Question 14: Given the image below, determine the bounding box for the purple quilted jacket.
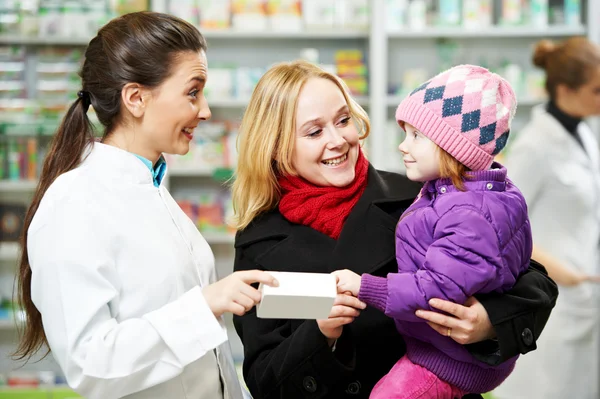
[358,163,533,393]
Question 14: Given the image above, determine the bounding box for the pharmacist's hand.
[317,294,366,343]
[332,269,361,297]
[203,270,279,318]
[415,297,494,345]
[562,270,600,286]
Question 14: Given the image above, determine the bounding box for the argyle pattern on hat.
[396,65,517,170]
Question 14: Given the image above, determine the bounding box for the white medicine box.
[257,271,337,319]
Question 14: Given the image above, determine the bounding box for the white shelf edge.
[0,180,37,191]
[168,168,217,177]
[201,233,235,245]
[0,30,369,45]
[387,25,586,39]
[0,319,19,330]
[203,29,369,39]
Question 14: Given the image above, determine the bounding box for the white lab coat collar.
[83,142,164,186]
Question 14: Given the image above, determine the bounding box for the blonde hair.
[231,60,370,230]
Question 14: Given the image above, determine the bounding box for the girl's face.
[291,77,360,187]
[398,122,441,182]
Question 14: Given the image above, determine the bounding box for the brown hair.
[533,37,600,99]
[438,147,469,191]
[14,11,207,361]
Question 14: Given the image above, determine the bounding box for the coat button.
[439,186,447,194]
[486,182,493,190]
[346,381,361,395]
[521,328,534,346]
[302,376,317,393]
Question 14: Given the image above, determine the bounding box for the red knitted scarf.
[278,150,369,239]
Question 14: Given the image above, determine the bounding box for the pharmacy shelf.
[0,30,368,46]
[0,242,20,262]
[387,25,586,39]
[203,29,369,39]
[4,26,581,46]
[0,180,37,192]
[168,168,216,177]
[201,233,235,245]
[0,319,19,330]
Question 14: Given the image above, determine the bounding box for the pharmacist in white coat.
[494,38,600,399]
[13,12,277,399]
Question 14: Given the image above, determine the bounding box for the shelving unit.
[386,25,587,39]
[1,0,599,388]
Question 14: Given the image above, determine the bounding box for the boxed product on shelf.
[385,0,408,32]
[335,50,368,96]
[301,0,336,30]
[266,0,302,32]
[0,2,20,35]
[0,61,26,83]
[165,120,238,172]
[462,0,493,29]
[174,188,234,234]
[234,67,265,99]
[197,0,232,29]
[231,0,268,31]
[112,0,150,15]
[302,0,370,31]
[437,0,461,26]
[340,0,369,30]
[0,137,40,181]
[205,66,235,100]
[168,0,200,25]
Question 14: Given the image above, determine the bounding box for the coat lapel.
[332,167,421,274]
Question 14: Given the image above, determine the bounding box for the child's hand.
[332,269,361,297]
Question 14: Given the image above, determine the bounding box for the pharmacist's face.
[291,78,360,188]
[142,50,211,160]
[564,65,600,117]
[398,122,441,182]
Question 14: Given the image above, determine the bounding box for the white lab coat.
[28,143,245,399]
[493,106,600,399]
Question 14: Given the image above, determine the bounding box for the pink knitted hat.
[396,64,517,171]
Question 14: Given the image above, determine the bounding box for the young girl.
[334,64,533,398]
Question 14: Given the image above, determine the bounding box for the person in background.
[231,59,558,399]
[335,64,532,398]
[13,11,277,399]
[493,37,600,399]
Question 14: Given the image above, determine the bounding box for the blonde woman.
[232,60,558,399]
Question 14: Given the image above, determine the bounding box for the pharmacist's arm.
[233,245,355,399]
[27,201,227,399]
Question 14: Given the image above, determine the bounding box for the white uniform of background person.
[28,143,244,399]
[493,105,600,399]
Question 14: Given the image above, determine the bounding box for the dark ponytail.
[13,11,207,361]
[13,95,95,360]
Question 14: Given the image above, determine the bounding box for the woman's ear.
[121,83,148,118]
